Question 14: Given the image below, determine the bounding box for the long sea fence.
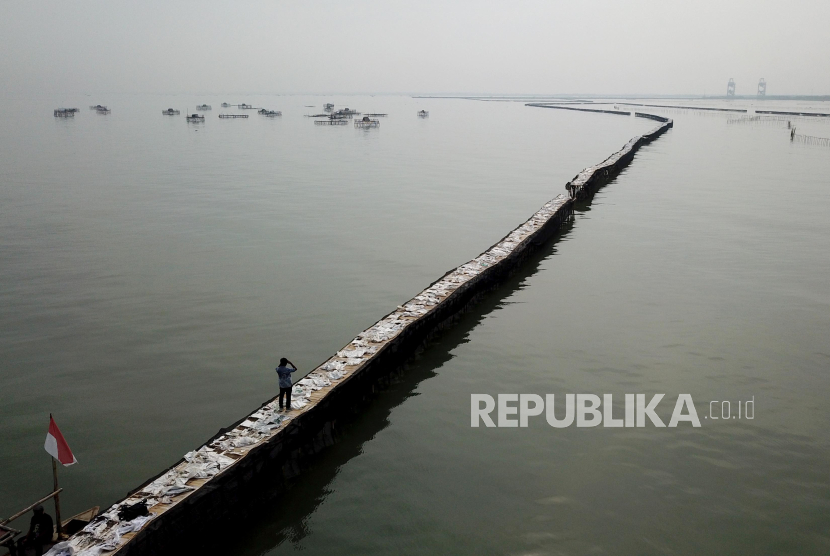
[792,133,830,147]
[49,109,673,556]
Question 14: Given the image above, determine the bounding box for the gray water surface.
[2,96,829,554]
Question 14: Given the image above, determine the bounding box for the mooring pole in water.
[51,457,63,539]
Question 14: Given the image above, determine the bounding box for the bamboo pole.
[0,489,63,525]
[52,458,63,539]
[0,523,21,534]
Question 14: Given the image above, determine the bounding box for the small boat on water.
[53,109,76,117]
[258,109,282,117]
[196,104,211,111]
[238,103,254,109]
[162,108,180,115]
[324,103,335,111]
[417,110,429,118]
[89,105,110,113]
[186,113,205,121]
[221,102,231,107]
[0,495,99,556]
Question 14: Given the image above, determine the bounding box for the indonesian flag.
[44,415,77,466]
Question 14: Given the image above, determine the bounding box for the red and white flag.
[44,415,77,466]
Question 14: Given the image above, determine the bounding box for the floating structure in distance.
[196,104,212,111]
[218,114,248,119]
[418,110,429,117]
[54,108,79,117]
[258,109,282,117]
[354,116,380,128]
[186,113,205,122]
[333,108,360,118]
[162,108,180,116]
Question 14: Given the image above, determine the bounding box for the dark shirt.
[276,365,296,389]
[29,512,53,543]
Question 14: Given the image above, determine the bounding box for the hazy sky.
[2,0,828,95]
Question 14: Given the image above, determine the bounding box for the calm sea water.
[2,95,829,554]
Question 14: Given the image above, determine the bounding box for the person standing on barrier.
[566,183,575,199]
[276,358,298,411]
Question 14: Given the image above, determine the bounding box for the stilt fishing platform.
[218,114,248,119]
[354,117,380,128]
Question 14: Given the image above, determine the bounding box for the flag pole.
[52,457,63,539]
[50,415,64,541]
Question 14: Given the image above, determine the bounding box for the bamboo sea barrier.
[727,115,790,127]
[792,132,830,147]
[51,111,673,556]
[617,102,747,113]
[756,109,830,118]
[526,103,630,116]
